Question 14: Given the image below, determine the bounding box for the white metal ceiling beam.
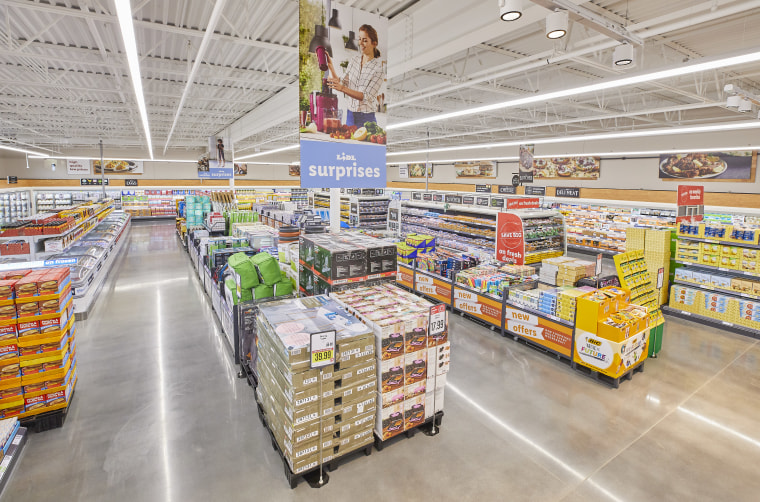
[222,86,297,145]
[1,0,297,54]
[528,0,643,45]
[163,0,226,153]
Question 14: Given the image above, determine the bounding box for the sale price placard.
[310,330,336,368]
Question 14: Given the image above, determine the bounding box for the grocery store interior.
[1,0,760,500]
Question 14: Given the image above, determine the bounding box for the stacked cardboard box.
[539,256,574,285]
[643,229,673,306]
[254,296,377,475]
[0,268,78,420]
[329,283,449,441]
[556,287,594,322]
[557,260,593,287]
[299,234,397,296]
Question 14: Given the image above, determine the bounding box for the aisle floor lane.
[4,221,760,501]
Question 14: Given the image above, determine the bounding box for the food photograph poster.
[408,163,432,178]
[533,157,600,179]
[455,161,496,178]
[659,151,756,181]
[93,160,144,175]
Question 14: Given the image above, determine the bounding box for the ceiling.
[1,0,759,161]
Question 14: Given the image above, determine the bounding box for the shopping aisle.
[5,221,760,501]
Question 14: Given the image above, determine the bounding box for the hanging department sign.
[299,1,388,189]
[198,159,233,179]
[676,185,704,222]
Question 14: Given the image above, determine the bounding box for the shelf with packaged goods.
[401,221,494,242]
[677,234,760,250]
[567,243,620,257]
[673,279,760,302]
[663,305,760,341]
[0,426,27,494]
[675,260,760,280]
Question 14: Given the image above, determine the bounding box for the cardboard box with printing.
[335,359,376,387]
[404,395,426,431]
[377,401,404,440]
[379,356,404,395]
[373,318,405,360]
[404,350,427,398]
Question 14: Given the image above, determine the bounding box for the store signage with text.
[676,185,704,222]
[462,195,475,205]
[475,185,492,193]
[432,193,443,202]
[498,185,516,194]
[496,212,525,265]
[415,273,452,304]
[80,178,108,186]
[7,176,17,184]
[198,159,233,179]
[524,186,546,196]
[453,287,502,327]
[300,141,386,188]
[555,187,580,198]
[504,306,573,357]
[396,264,414,289]
[423,193,433,202]
[476,196,490,207]
[125,179,138,187]
[67,159,91,175]
[412,192,422,200]
[490,197,505,209]
[506,198,540,210]
[445,194,463,204]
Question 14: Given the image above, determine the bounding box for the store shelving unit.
[401,201,496,257]
[668,221,760,338]
[0,190,31,225]
[556,203,676,255]
[35,190,122,212]
[0,200,115,261]
[313,192,390,229]
[0,424,27,495]
[121,189,177,219]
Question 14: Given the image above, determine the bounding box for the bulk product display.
[626,227,675,306]
[183,195,212,229]
[0,199,114,261]
[254,296,377,484]
[398,254,652,386]
[0,192,31,227]
[0,267,78,426]
[556,203,676,255]
[665,219,760,338]
[329,283,448,442]
[539,257,595,286]
[299,234,397,297]
[121,190,178,218]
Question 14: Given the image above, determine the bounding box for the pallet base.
[255,400,372,489]
[571,360,645,389]
[373,411,444,451]
[20,401,70,433]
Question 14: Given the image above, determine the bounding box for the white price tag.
[310,330,336,369]
[11,434,21,446]
[429,304,446,338]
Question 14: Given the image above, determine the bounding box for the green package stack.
[228,251,295,303]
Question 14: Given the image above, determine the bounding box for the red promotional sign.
[506,198,540,210]
[677,185,704,222]
[496,212,525,265]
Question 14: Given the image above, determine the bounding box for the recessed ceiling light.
[500,0,522,21]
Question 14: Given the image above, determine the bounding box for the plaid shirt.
[341,54,383,113]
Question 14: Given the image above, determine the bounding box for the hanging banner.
[455,161,496,178]
[660,151,756,181]
[676,185,704,222]
[533,157,600,179]
[496,212,525,265]
[409,163,432,178]
[94,160,144,175]
[67,159,91,175]
[299,1,387,188]
[289,165,300,177]
[198,159,233,179]
[519,144,534,183]
[234,163,248,176]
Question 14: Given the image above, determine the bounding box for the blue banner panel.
[198,159,233,179]
[300,139,386,188]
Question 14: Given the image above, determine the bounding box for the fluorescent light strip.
[29,155,195,163]
[235,144,300,160]
[387,49,760,130]
[390,145,760,165]
[115,0,153,160]
[386,121,760,157]
[0,144,48,156]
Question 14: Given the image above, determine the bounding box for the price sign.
[429,304,446,338]
[310,330,336,368]
[657,267,664,289]
[596,253,603,276]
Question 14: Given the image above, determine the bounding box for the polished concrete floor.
[4,220,760,501]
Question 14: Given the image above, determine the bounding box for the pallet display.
[254,296,377,488]
[121,189,178,218]
[0,267,78,425]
